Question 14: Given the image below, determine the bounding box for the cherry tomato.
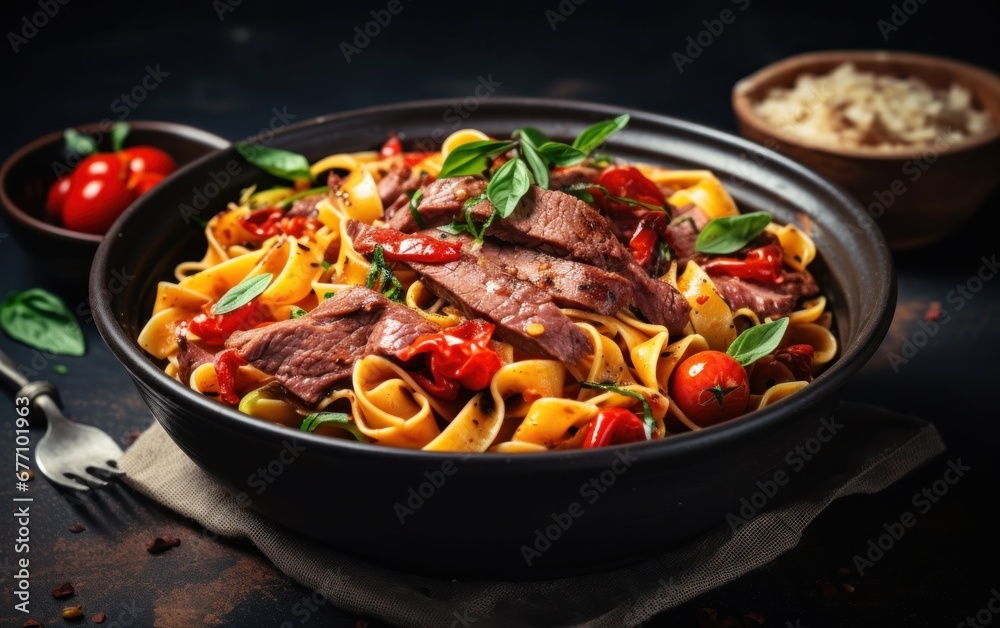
[669,350,749,427]
[121,146,176,177]
[62,175,135,234]
[596,166,666,212]
[380,134,403,158]
[127,171,167,195]
[581,407,648,448]
[45,176,73,217]
[398,319,503,400]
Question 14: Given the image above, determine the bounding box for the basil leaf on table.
[726,317,790,367]
[572,114,630,156]
[486,157,532,218]
[236,144,314,182]
[695,212,773,255]
[0,289,85,356]
[64,129,97,156]
[300,412,368,442]
[580,381,655,440]
[437,140,516,178]
[212,273,273,315]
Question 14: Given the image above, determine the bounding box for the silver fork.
[1,346,123,490]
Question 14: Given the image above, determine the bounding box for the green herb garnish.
[365,245,405,302]
[63,129,97,156]
[111,121,130,153]
[571,114,630,155]
[726,317,790,367]
[695,212,772,255]
[236,144,314,182]
[289,307,307,319]
[0,289,85,356]
[408,189,425,229]
[437,140,516,179]
[580,381,654,440]
[486,157,531,218]
[212,273,273,315]
[300,412,367,442]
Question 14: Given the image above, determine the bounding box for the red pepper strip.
[214,349,247,405]
[380,134,403,158]
[239,208,316,239]
[188,300,264,345]
[596,166,667,213]
[701,243,785,285]
[403,152,432,167]
[581,407,648,448]
[628,213,660,266]
[774,344,815,381]
[361,229,462,263]
[397,320,503,400]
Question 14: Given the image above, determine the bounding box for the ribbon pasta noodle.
[139,124,837,453]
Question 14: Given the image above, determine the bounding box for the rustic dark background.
[2,0,999,626]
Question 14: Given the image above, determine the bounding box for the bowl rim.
[91,97,897,470]
[732,49,1000,161]
[0,120,231,244]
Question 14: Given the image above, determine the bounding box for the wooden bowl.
[733,50,1000,250]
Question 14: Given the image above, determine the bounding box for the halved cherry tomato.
[669,350,749,427]
[581,407,648,448]
[398,319,503,400]
[45,176,73,217]
[62,174,135,234]
[380,134,403,158]
[121,146,176,177]
[628,212,667,267]
[596,166,666,212]
[702,243,785,285]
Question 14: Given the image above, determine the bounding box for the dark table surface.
[2,1,999,626]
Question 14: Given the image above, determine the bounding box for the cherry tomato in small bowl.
[669,350,750,427]
[122,146,177,177]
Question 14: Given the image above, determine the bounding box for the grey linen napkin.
[119,403,945,627]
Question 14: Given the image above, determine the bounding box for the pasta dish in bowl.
[92,99,893,576]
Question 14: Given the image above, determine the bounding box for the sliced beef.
[549,165,602,189]
[422,230,632,316]
[226,287,438,404]
[286,194,324,219]
[377,164,422,217]
[710,269,819,319]
[409,255,593,364]
[347,221,592,363]
[176,322,214,385]
[387,176,486,232]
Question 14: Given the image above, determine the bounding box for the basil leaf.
[563,187,595,204]
[726,317,790,367]
[300,412,367,442]
[289,307,307,319]
[365,245,405,302]
[438,221,471,236]
[572,114,630,156]
[213,273,273,315]
[236,144,313,182]
[696,212,773,255]
[0,289,85,356]
[537,141,586,167]
[486,157,531,218]
[64,129,97,156]
[519,139,549,190]
[111,121,130,153]
[408,189,425,230]
[437,140,515,178]
[580,381,654,440]
[517,127,549,147]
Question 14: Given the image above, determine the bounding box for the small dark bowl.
[0,121,229,284]
[91,99,895,579]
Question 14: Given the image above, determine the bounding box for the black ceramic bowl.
[0,121,229,284]
[91,99,895,578]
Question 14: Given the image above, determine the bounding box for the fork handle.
[0,346,61,406]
